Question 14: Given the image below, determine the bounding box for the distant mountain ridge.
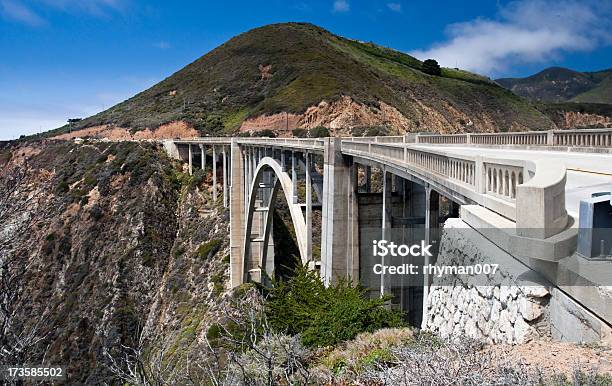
[496,67,612,104]
[45,22,561,138]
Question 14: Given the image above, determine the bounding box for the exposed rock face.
[239,95,515,136]
[298,96,411,133]
[240,112,301,132]
[54,121,199,141]
[0,140,230,383]
[560,111,612,129]
[240,96,412,135]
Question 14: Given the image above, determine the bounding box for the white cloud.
[332,0,349,13]
[0,0,45,26]
[0,0,124,25]
[410,0,612,75]
[41,0,124,16]
[387,2,401,12]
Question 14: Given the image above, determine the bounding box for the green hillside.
[49,23,556,136]
[497,67,612,104]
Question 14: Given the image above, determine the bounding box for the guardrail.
[416,128,612,147]
[552,129,612,147]
[343,135,410,143]
[341,140,564,231]
[237,137,325,152]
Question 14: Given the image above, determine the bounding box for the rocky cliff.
[0,140,230,382]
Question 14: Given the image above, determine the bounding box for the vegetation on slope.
[264,265,403,347]
[42,22,554,137]
[497,66,612,104]
[0,140,232,382]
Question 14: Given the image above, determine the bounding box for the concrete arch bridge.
[166,129,612,337]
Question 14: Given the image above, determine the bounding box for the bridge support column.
[305,152,313,261]
[422,188,440,328]
[212,145,217,203]
[199,144,206,171]
[223,146,228,208]
[281,150,286,171]
[380,168,393,296]
[230,140,245,287]
[188,144,193,176]
[321,138,359,285]
[243,150,248,219]
[292,151,298,204]
[365,165,371,192]
[260,171,276,283]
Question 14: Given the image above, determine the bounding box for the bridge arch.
[242,156,308,283]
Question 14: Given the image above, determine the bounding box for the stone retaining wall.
[423,218,612,345]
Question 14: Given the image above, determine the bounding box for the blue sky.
[1,0,611,139]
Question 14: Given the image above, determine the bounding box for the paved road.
[415,146,612,218]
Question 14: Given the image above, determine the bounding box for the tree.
[422,59,442,76]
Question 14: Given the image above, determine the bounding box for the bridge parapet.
[415,128,612,148]
[237,137,325,152]
[516,159,568,239]
[552,128,612,147]
[342,140,566,237]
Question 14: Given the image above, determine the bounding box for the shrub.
[265,265,404,347]
[292,128,308,138]
[56,180,70,194]
[197,239,222,259]
[318,328,413,376]
[351,126,389,137]
[422,59,442,76]
[253,129,277,138]
[309,127,330,138]
[225,333,311,385]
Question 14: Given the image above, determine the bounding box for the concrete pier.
[212,145,217,203]
[230,140,245,287]
[320,138,359,285]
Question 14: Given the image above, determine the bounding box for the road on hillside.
[414,145,612,218]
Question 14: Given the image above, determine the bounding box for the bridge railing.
[552,129,612,147]
[415,128,612,147]
[236,137,325,151]
[343,135,409,143]
[173,137,232,144]
[414,133,469,144]
[342,141,565,226]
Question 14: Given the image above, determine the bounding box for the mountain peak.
[496,66,612,103]
[51,22,556,138]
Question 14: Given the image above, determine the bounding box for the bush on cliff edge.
[264,265,404,347]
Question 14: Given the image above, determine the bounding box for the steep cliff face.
[0,140,230,383]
